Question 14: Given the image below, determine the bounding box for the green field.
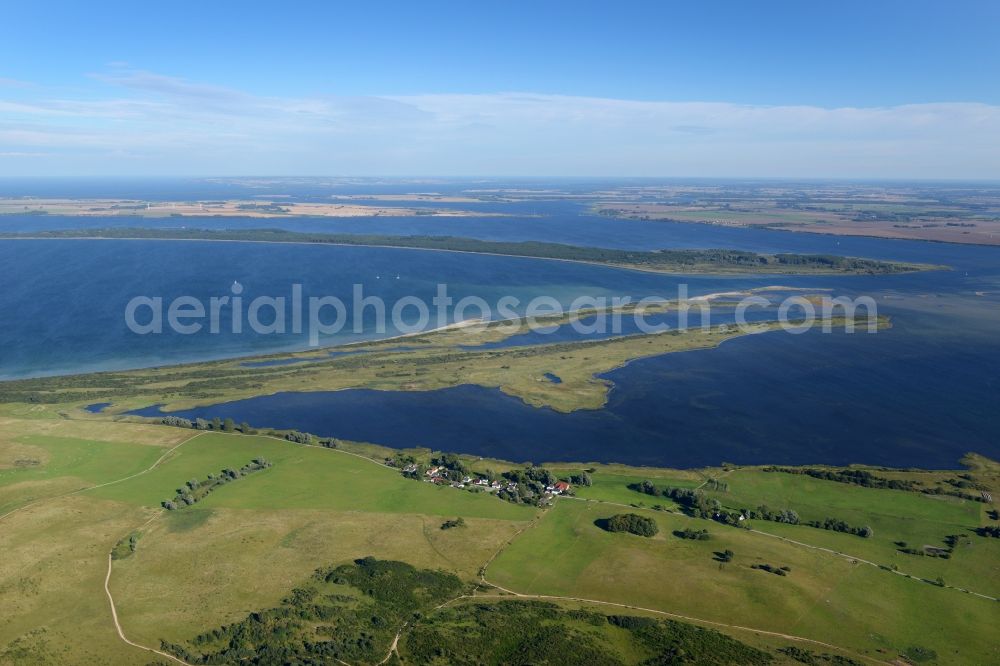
[87,432,534,520]
[0,418,192,516]
[550,468,703,506]
[701,468,1000,597]
[487,499,998,664]
[1,415,997,664]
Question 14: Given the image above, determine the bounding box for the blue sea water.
[3,187,1000,467]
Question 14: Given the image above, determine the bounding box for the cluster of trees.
[602,513,659,537]
[743,505,800,524]
[399,453,474,482]
[388,453,417,468]
[777,646,864,665]
[975,525,1000,538]
[111,533,139,560]
[568,471,593,486]
[406,600,773,665]
[675,527,710,540]
[161,415,254,435]
[433,453,471,481]
[161,458,271,510]
[498,466,558,504]
[283,430,312,444]
[752,563,791,576]
[629,481,721,519]
[703,478,729,492]
[630,480,745,524]
[165,558,463,665]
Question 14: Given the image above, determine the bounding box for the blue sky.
[1,1,999,178]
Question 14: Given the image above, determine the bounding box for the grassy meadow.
[487,498,998,664]
[702,467,999,597]
[0,414,997,665]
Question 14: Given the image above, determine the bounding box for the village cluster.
[392,457,574,506]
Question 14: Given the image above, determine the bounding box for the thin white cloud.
[1,70,998,177]
[0,76,35,88]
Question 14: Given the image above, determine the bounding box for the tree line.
[763,466,987,503]
[161,458,271,510]
[629,480,872,537]
[161,415,254,435]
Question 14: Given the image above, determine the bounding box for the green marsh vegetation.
[0,313,883,416]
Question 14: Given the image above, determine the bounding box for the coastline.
[0,315,491,384]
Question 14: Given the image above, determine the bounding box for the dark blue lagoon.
[130,310,1000,469]
[129,282,1000,469]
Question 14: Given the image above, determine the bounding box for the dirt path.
[51,424,989,664]
[373,489,892,665]
[92,428,384,666]
[378,621,407,665]
[469,588,893,666]
[748,527,999,602]
[104,552,192,665]
[467,498,890,665]
[564,495,999,602]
